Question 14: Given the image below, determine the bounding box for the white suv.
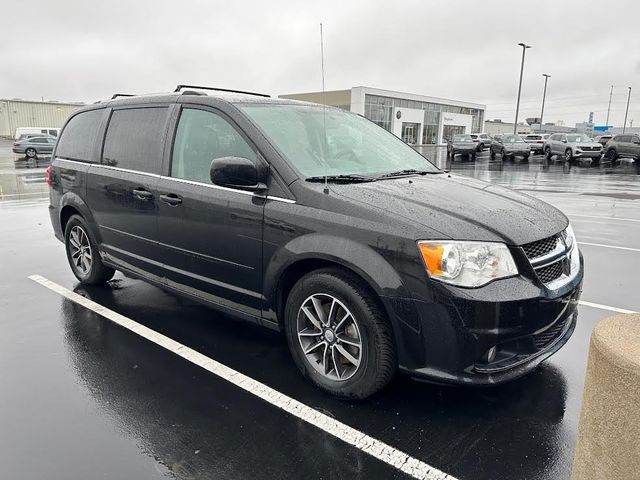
[543,133,602,163]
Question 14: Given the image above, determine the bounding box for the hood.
[503,142,529,150]
[329,174,567,245]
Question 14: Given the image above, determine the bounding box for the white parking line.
[28,274,455,480]
[569,214,640,223]
[578,300,637,315]
[578,242,640,253]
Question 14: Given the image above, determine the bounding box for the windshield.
[240,105,439,177]
[567,134,591,143]
[453,134,473,142]
[502,134,525,143]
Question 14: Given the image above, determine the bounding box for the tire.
[284,268,396,399]
[565,149,573,163]
[607,149,617,165]
[471,153,477,161]
[592,156,600,167]
[544,147,552,160]
[523,154,530,162]
[64,214,115,285]
[501,149,509,161]
[490,149,496,160]
[25,148,37,158]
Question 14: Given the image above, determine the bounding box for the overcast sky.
[2,0,638,127]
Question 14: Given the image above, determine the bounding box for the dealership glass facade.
[363,94,484,144]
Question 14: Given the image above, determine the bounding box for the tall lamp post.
[539,74,550,132]
[623,86,632,134]
[514,42,531,134]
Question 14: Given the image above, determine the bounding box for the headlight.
[563,224,576,250]
[417,241,518,288]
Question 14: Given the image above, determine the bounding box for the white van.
[14,127,60,140]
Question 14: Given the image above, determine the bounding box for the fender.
[261,233,424,360]
[58,191,103,244]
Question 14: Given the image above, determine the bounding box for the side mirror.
[210,157,267,192]
[562,139,567,143]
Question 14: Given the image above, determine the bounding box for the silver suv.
[543,133,602,163]
[470,133,493,151]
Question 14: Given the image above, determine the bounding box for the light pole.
[623,86,632,133]
[605,85,613,130]
[514,42,531,134]
[539,74,550,132]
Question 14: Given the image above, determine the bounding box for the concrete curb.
[571,314,640,480]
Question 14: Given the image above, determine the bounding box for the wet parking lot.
[2,140,639,480]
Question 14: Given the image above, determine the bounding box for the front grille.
[580,146,598,151]
[535,260,565,284]
[522,235,559,260]
[533,316,570,350]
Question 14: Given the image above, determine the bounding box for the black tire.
[592,156,600,167]
[523,154,529,162]
[501,149,509,161]
[490,149,496,160]
[64,214,115,285]
[25,148,37,158]
[607,149,617,165]
[471,153,477,161]
[284,268,396,399]
[544,147,552,160]
[565,149,573,163]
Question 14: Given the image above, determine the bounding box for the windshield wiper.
[376,169,439,179]
[305,174,377,183]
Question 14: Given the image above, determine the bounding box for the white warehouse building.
[280,86,486,146]
[0,99,85,138]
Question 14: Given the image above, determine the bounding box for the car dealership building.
[280,86,486,146]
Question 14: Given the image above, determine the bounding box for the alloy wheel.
[69,225,92,275]
[296,293,363,381]
[26,149,36,158]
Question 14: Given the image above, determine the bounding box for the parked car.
[490,134,531,160]
[543,133,602,164]
[447,134,477,160]
[470,133,492,151]
[602,134,640,165]
[47,87,583,399]
[523,134,549,154]
[12,135,57,163]
[594,134,613,148]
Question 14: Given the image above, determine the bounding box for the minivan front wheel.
[284,268,396,399]
[65,215,115,285]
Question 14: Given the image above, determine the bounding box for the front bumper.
[395,251,584,386]
[12,148,25,154]
[504,148,532,156]
[574,150,602,159]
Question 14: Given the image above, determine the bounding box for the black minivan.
[47,86,583,399]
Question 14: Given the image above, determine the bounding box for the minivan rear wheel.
[284,268,396,399]
[64,215,115,285]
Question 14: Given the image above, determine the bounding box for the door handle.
[132,188,153,200]
[159,193,182,206]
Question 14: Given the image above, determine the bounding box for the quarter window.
[56,109,105,162]
[103,107,168,174]
[170,108,256,184]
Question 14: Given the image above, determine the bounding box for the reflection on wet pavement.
[0,139,50,201]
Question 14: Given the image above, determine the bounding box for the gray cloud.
[1,0,638,127]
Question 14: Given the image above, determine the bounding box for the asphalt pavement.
[1,143,639,480]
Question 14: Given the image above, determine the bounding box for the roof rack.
[174,84,270,98]
[111,93,136,99]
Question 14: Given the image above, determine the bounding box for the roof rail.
[174,84,270,98]
[111,93,135,100]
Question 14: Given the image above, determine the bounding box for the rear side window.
[103,107,168,174]
[170,108,256,184]
[56,109,105,162]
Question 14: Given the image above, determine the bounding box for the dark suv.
[602,134,640,164]
[47,86,584,399]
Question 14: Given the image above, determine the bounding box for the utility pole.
[623,87,632,133]
[605,85,613,130]
[514,42,531,134]
[539,74,550,132]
